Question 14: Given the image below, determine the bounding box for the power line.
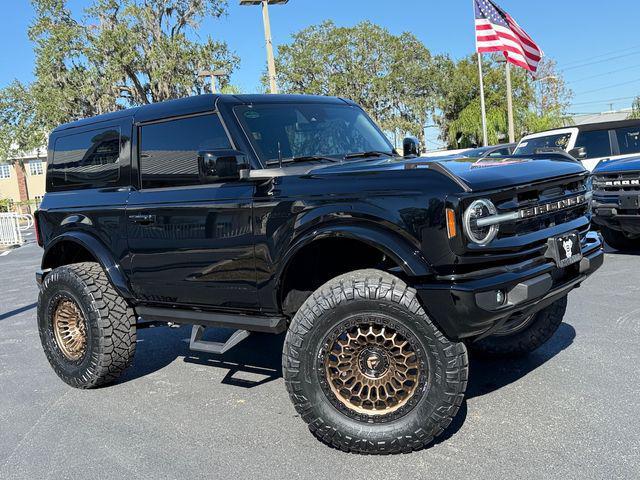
[566,64,640,84]
[561,51,640,72]
[561,43,640,68]
[574,77,640,96]
[571,95,637,107]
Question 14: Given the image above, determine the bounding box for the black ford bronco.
[35,94,603,454]
[592,155,640,250]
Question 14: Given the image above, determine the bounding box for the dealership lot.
[1,242,638,479]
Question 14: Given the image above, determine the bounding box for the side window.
[139,113,231,189]
[574,129,612,159]
[487,148,510,157]
[615,126,640,155]
[50,127,121,190]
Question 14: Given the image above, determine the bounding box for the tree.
[272,21,440,143]
[434,55,572,148]
[629,96,640,119]
[0,0,239,159]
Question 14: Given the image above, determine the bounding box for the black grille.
[593,171,640,193]
[492,175,589,239]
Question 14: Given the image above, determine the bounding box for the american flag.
[474,0,542,73]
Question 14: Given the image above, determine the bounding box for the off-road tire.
[470,296,567,357]
[38,262,136,388]
[282,269,468,454]
[601,226,638,252]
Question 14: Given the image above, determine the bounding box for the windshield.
[514,133,572,155]
[234,103,394,164]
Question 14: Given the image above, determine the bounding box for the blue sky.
[2,0,640,146]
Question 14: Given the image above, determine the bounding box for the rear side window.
[139,113,231,189]
[615,126,640,155]
[575,129,612,159]
[49,127,121,190]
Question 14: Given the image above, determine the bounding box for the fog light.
[496,290,506,305]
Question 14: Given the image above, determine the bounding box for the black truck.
[35,94,603,454]
[592,155,640,250]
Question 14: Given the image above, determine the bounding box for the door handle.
[129,214,156,225]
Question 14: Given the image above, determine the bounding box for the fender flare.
[42,231,134,300]
[276,222,433,296]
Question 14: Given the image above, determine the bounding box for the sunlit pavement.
[1,242,638,479]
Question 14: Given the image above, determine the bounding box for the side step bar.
[189,325,250,354]
[136,306,287,333]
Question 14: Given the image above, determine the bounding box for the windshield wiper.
[265,155,339,166]
[343,150,396,160]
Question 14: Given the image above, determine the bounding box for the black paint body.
[37,94,604,340]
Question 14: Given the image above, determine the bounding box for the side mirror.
[568,147,587,160]
[198,150,249,182]
[403,136,421,157]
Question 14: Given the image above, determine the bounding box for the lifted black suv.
[35,94,603,454]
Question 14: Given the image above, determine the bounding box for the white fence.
[0,213,34,246]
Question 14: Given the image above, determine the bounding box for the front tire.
[282,269,468,454]
[38,262,136,388]
[470,296,567,357]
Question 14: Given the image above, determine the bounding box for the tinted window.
[234,104,392,163]
[513,133,571,155]
[575,129,612,159]
[50,127,121,190]
[140,113,231,189]
[615,126,640,155]
[487,147,511,157]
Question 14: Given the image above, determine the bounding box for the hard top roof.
[51,94,353,133]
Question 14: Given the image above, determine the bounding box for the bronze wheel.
[52,297,87,361]
[318,315,427,422]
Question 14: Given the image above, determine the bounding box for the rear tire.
[38,262,136,388]
[282,269,468,454]
[470,296,567,357]
[601,226,638,251]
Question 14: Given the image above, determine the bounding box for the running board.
[189,325,250,354]
[135,306,287,333]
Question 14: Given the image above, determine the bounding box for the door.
[126,112,258,311]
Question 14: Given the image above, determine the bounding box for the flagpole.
[505,61,515,143]
[477,52,489,147]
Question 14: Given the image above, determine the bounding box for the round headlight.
[463,199,498,245]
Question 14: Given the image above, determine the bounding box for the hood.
[593,155,640,174]
[306,155,587,192]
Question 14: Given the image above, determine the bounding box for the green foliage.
[630,96,640,119]
[434,55,572,148]
[0,0,238,159]
[272,21,440,141]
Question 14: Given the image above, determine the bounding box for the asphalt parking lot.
[1,241,638,479]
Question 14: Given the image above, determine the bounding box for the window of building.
[29,160,44,175]
[0,164,10,179]
[49,127,121,190]
[575,129,612,159]
[139,113,232,189]
[615,126,640,155]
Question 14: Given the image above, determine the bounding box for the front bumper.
[414,231,604,340]
[593,200,640,235]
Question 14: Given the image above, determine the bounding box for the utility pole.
[477,53,489,147]
[240,0,289,94]
[198,69,228,94]
[505,61,515,143]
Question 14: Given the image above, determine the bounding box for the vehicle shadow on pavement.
[466,322,576,399]
[120,325,285,388]
[0,302,37,321]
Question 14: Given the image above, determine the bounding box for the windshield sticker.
[244,110,260,119]
[519,141,528,148]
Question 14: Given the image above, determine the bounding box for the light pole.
[495,56,515,143]
[240,0,289,94]
[198,69,228,94]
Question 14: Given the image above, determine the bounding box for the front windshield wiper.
[265,155,340,166]
[343,150,396,160]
